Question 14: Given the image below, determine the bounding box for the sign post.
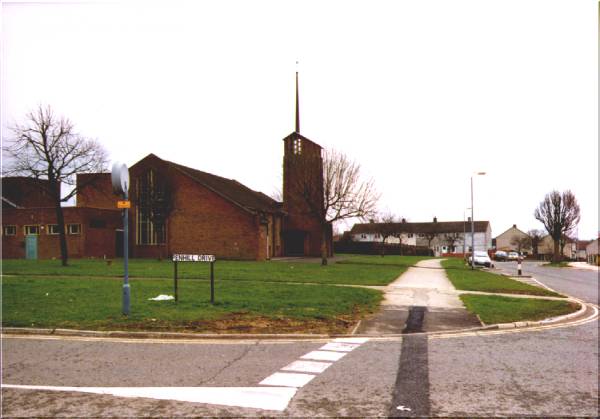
[210,260,215,304]
[112,162,130,316]
[174,260,178,302]
[172,254,216,304]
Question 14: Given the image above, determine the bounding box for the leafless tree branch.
[534,190,580,262]
[2,105,109,265]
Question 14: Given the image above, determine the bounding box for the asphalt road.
[493,261,599,304]
[3,320,598,417]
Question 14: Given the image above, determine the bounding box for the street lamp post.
[470,172,486,270]
[463,209,470,258]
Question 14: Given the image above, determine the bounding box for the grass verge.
[442,258,563,297]
[460,294,580,325]
[542,262,571,268]
[2,276,382,334]
[1,255,428,286]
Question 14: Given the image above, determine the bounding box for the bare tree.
[2,105,109,266]
[534,190,580,262]
[559,234,574,259]
[510,236,532,255]
[527,229,544,259]
[443,232,462,254]
[374,212,399,257]
[292,148,379,265]
[270,188,283,202]
[421,220,440,255]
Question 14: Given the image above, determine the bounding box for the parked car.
[494,250,508,261]
[468,251,493,267]
[507,251,520,261]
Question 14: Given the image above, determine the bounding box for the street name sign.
[172,254,216,303]
[172,254,216,262]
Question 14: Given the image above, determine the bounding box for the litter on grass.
[148,295,175,301]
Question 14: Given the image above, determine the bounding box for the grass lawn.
[542,262,571,268]
[335,254,431,266]
[442,258,563,297]
[2,276,382,334]
[2,255,430,333]
[1,255,428,286]
[460,294,580,325]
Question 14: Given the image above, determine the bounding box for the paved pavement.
[356,259,481,335]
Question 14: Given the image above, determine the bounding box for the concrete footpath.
[356,259,481,335]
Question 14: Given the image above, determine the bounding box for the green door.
[25,235,38,260]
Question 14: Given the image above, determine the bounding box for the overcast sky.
[2,0,598,239]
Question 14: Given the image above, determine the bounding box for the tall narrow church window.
[136,169,166,245]
[293,138,302,155]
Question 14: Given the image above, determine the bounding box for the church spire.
[295,69,300,134]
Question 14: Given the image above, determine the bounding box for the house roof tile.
[350,221,490,235]
[148,155,283,215]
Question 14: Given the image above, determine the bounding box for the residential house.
[349,218,492,256]
[495,224,532,255]
[586,239,599,265]
[537,235,576,260]
[576,240,591,261]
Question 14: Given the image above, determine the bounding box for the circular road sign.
[111,162,130,195]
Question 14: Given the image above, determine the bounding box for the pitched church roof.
[141,154,283,215]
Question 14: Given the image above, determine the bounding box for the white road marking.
[333,337,370,344]
[397,405,412,411]
[3,337,373,411]
[1,384,296,412]
[259,372,315,388]
[319,342,359,352]
[281,360,332,374]
[301,350,346,361]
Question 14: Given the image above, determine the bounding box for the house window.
[360,234,367,239]
[24,225,40,235]
[47,224,60,235]
[67,224,81,235]
[3,225,16,236]
[408,233,414,238]
[136,169,167,245]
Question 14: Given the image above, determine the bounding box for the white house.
[586,239,599,265]
[349,218,492,255]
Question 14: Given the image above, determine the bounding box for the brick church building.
[2,73,332,260]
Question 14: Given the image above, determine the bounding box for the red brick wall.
[129,155,264,260]
[1,177,54,208]
[83,208,123,258]
[2,207,121,259]
[282,133,325,257]
[76,173,115,209]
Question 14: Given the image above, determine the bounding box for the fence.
[333,241,433,256]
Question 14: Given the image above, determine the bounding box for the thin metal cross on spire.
[295,62,300,134]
